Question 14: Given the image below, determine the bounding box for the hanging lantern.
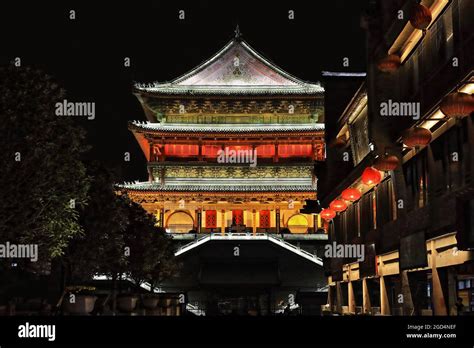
[409,3,432,30]
[402,127,432,147]
[362,167,382,186]
[377,54,401,73]
[341,187,362,202]
[440,92,474,119]
[373,154,399,171]
[320,208,336,221]
[330,199,348,212]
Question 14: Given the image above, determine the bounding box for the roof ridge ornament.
[234,25,242,40]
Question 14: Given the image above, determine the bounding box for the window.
[446,125,463,190]
[401,54,415,99]
[332,202,361,244]
[418,2,455,81]
[259,210,270,228]
[232,210,244,225]
[345,202,358,242]
[403,149,428,209]
[355,201,361,237]
[360,191,375,237]
[376,178,395,228]
[205,210,217,228]
[459,0,474,46]
[333,214,344,244]
[164,144,199,157]
[349,106,370,166]
[443,5,454,59]
[430,122,468,196]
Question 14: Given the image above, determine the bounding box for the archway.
[166,211,194,233]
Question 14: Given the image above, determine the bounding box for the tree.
[122,201,156,287]
[0,66,89,269]
[63,162,129,284]
[62,162,129,313]
[123,202,180,291]
[64,162,180,314]
[146,230,181,292]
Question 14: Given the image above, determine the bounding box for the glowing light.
[320,208,336,221]
[341,188,362,202]
[330,200,347,212]
[361,167,382,186]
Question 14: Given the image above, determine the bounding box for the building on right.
[320,0,474,315]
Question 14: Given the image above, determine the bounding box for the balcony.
[377,185,473,253]
[170,232,328,242]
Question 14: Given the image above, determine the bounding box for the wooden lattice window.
[259,210,271,228]
[232,210,243,225]
[205,210,217,228]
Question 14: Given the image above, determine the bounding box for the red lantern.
[410,3,432,30]
[377,54,401,73]
[402,127,432,147]
[341,188,362,202]
[362,167,382,186]
[373,154,399,171]
[440,92,474,119]
[330,199,348,212]
[320,208,336,221]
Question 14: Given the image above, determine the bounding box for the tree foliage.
[64,162,129,283]
[124,201,181,290]
[64,162,180,288]
[0,66,89,267]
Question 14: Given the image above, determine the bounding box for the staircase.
[174,233,323,266]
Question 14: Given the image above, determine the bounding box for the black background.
[0,315,472,345]
[0,0,368,182]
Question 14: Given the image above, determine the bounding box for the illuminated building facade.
[119,29,328,314]
[322,0,474,316]
[121,29,325,237]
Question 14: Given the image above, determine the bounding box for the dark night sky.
[1,0,369,182]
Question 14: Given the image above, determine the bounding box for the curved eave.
[128,122,325,137]
[118,186,317,193]
[133,85,324,96]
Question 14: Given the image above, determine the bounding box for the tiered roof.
[134,32,323,97]
[123,29,324,197]
[117,179,316,192]
[129,121,324,134]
